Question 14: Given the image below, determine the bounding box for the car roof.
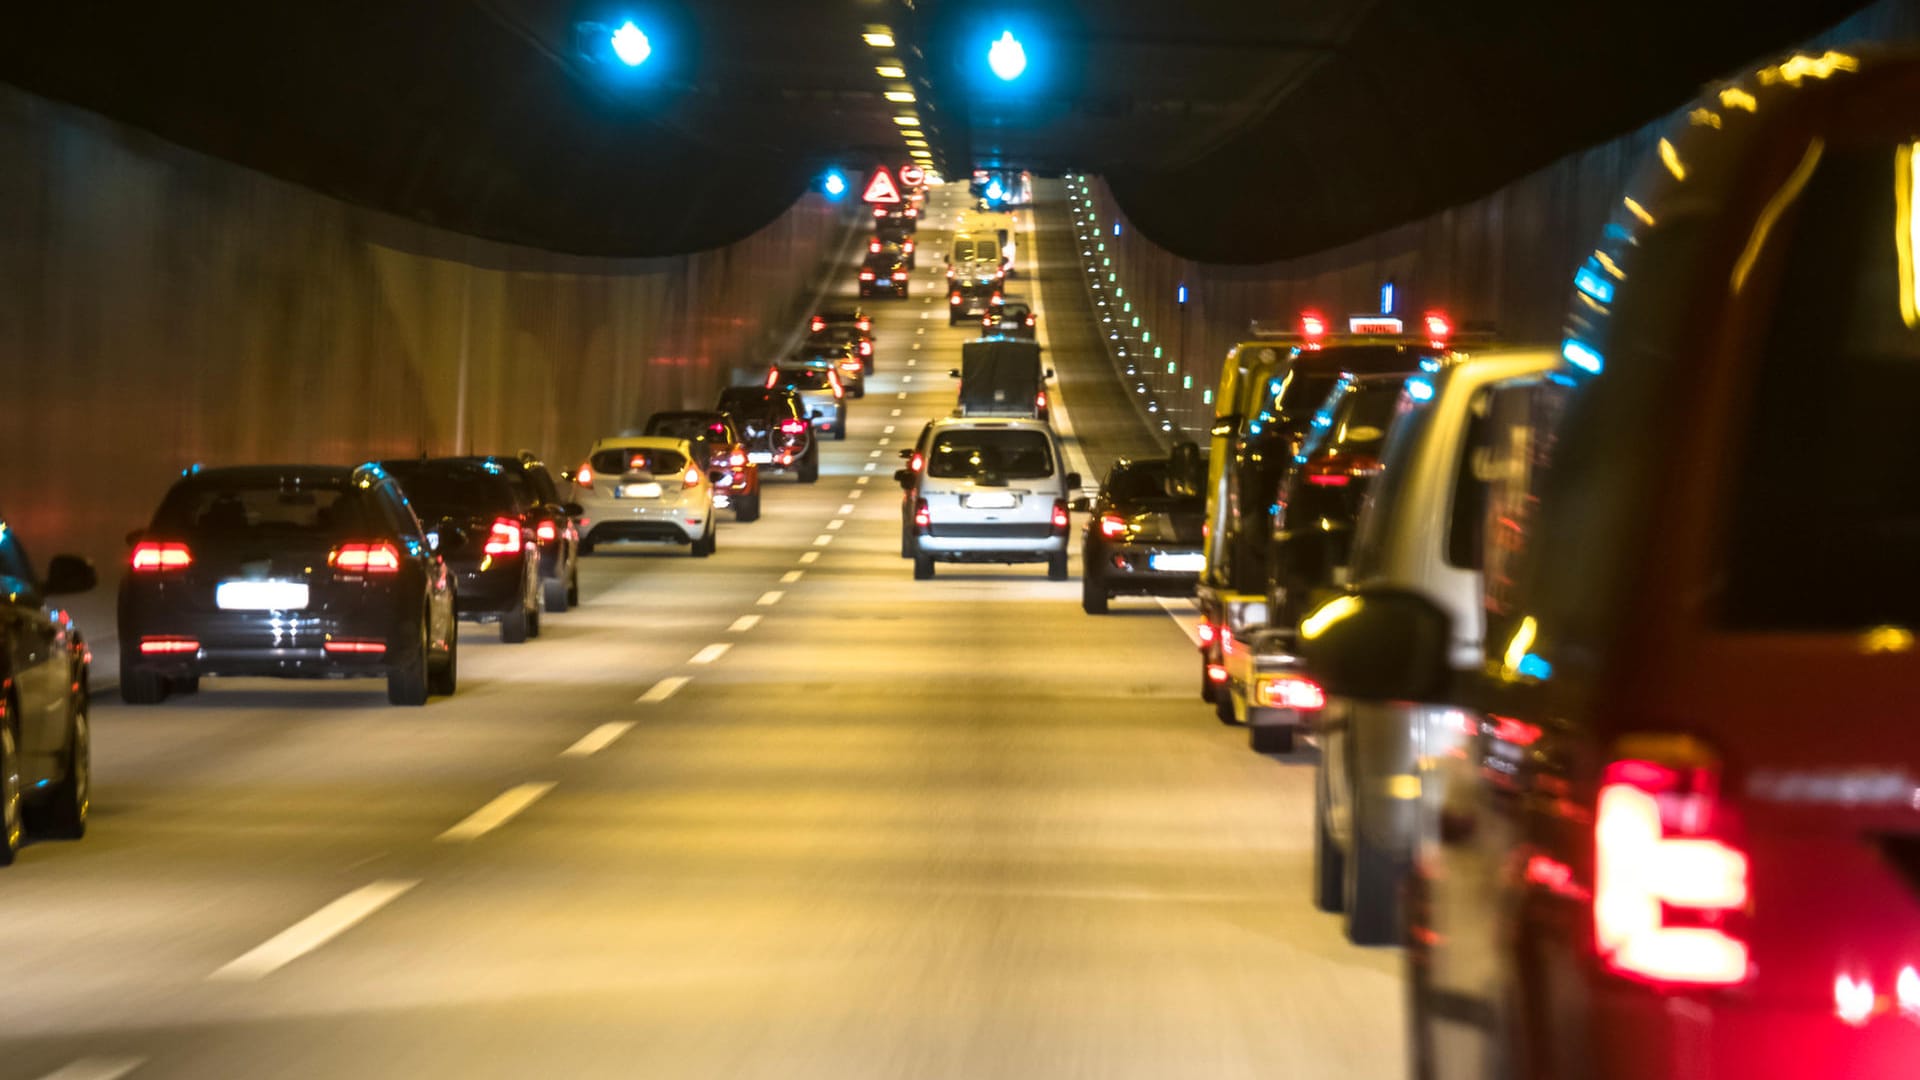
[591,436,694,452]
[928,416,1055,434]
[174,464,359,485]
[649,409,726,420]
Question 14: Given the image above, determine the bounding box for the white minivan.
[896,417,1079,580]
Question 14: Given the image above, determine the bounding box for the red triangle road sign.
[861,167,902,204]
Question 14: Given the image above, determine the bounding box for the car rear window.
[156,480,375,536]
[386,467,523,517]
[719,389,781,416]
[647,415,728,442]
[928,429,1055,480]
[590,448,688,476]
[951,239,996,262]
[776,368,835,391]
[1105,461,1199,505]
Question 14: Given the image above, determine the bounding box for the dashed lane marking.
[798,551,820,564]
[759,590,787,605]
[34,1059,147,1080]
[209,880,420,981]
[689,643,732,665]
[840,503,855,513]
[437,784,556,843]
[563,722,636,757]
[637,675,691,704]
[827,520,845,530]
[729,614,762,632]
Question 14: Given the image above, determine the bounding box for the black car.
[867,233,916,270]
[1079,452,1206,614]
[860,252,910,298]
[119,464,459,705]
[716,387,819,484]
[380,458,550,642]
[0,518,97,859]
[808,323,874,374]
[796,341,865,398]
[948,274,999,326]
[809,307,871,337]
[480,453,582,613]
[982,298,1036,340]
[644,411,762,521]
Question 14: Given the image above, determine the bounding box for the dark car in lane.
[868,233,916,271]
[981,297,1036,340]
[808,322,874,374]
[644,411,762,521]
[716,386,819,484]
[860,251,911,299]
[378,458,546,643]
[119,464,458,706]
[1078,451,1206,615]
[795,341,865,398]
[0,518,97,859]
[473,453,581,613]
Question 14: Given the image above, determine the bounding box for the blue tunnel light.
[821,170,848,198]
[988,31,1028,81]
[1562,338,1605,375]
[610,21,652,67]
[1406,378,1435,401]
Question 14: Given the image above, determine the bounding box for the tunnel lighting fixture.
[821,169,849,199]
[608,21,652,66]
[901,129,924,139]
[863,30,895,48]
[905,139,929,148]
[1177,284,1188,304]
[885,90,916,103]
[875,65,906,79]
[988,30,1028,81]
[1658,138,1687,182]
[893,115,920,126]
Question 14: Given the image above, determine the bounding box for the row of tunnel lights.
[1065,178,1192,435]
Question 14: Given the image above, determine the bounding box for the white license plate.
[620,483,663,499]
[216,581,310,611]
[748,451,774,464]
[966,492,1018,509]
[1149,553,1206,573]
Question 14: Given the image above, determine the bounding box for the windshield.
[928,429,1055,480]
[718,389,781,416]
[1299,378,1408,461]
[157,479,375,536]
[590,448,688,476]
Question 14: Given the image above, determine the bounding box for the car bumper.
[581,497,707,544]
[447,557,528,618]
[915,528,1066,560]
[119,610,410,678]
[1089,543,1202,596]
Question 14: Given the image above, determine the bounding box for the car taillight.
[860,270,876,281]
[480,519,523,557]
[576,464,593,487]
[830,372,845,399]
[1206,663,1229,683]
[810,316,826,332]
[131,541,193,572]
[683,467,701,486]
[324,640,387,655]
[893,271,908,280]
[1593,737,1751,988]
[1300,311,1328,348]
[729,450,747,467]
[779,418,807,435]
[766,368,780,389]
[1098,514,1128,539]
[1036,391,1048,410]
[139,636,199,654]
[1052,500,1069,531]
[991,291,1003,304]
[1196,621,1217,646]
[868,240,881,253]
[909,452,923,472]
[914,498,930,529]
[903,241,914,252]
[1423,311,1452,346]
[330,541,401,573]
[1024,314,1035,326]
[535,521,557,543]
[859,340,872,356]
[1306,473,1351,487]
[1254,673,1326,711]
[873,207,886,218]
[856,318,871,332]
[949,293,961,305]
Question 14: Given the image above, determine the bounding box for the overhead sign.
[861,167,902,204]
[899,164,925,187]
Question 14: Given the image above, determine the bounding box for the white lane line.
[637,675,691,704]
[908,359,917,366]
[868,450,881,458]
[209,880,419,981]
[858,475,871,484]
[850,489,865,499]
[781,570,805,584]
[34,1059,147,1080]
[839,503,856,513]
[884,424,896,433]
[864,463,876,472]
[920,312,929,320]
[890,408,902,416]
[813,533,835,545]
[563,721,636,758]
[437,783,557,843]
[799,551,821,564]
[897,391,907,399]
[758,590,786,605]
[903,375,914,383]
[827,519,845,530]
[878,437,891,446]
[689,643,732,665]
[916,327,925,334]
[1155,598,1204,645]
[729,614,762,632]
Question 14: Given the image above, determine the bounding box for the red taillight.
[1196,622,1217,646]
[683,467,701,486]
[873,207,886,218]
[1035,391,1048,410]
[1254,674,1326,711]
[913,498,930,528]
[991,291,1003,304]
[576,464,593,487]
[729,450,747,467]
[949,293,961,305]
[909,452,924,472]
[1306,474,1350,487]
[131,541,193,572]
[810,316,826,332]
[139,636,199,655]
[1098,514,1128,539]
[856,318,871,332]
[1593,740,1751,988]
[480,519,523,557]
[1025,314,1035,326]
[535,521,557,543]
[903,241,914,252]
[324,640,387,655]
[779,418,807,435]
[330,541,401,573]
[1423,311,1452,345]
[893,271,908,280]
[905,207,918,218]
[860,270,876,281]
[766,368,780,389]
[859,340,872,356]
[1051,500,1069,530]
[868,240,881,253]
[1300,311,1328,343]
[1206,663,1229,683]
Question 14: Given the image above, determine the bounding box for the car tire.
[388,614,431,706]
[1200,665,1217,704]
[1081,571,1109,614]
[913,555,934,580]
[863,356,874,375]
[692,527,715,558]
[567,565,580,605]
[526,595,541,639]
[852,385,866,400]
[1251,724,1295,754]
[1345,753,1405,947]
[833,421,847,441]
[1214,684,1237,725]
[1313,747,1346,913]
[798,450,820,484]
[1047,552,1068,581]
[543,577,569,613]
[120,658,169,705]
[428,617,458,698]
[499,602,530,644]
[0,722,20,866]
[578,536,595,556]
[734,493,761,522]
[36,700,89,840]
[171,675,200,695]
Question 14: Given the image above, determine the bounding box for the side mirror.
[1297,588,1452,703]
[893,469,915,490]
[1068,495,1093,513]
[948,369,961,378]
[897,448,915,460]
[42,555,96,596]
[708,470,724,485]
[1065,472,1083,491]
[562,502,585,517]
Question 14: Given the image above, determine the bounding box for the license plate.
[747,451,773,464]
[216,580,310,610]
[1149,553,1206,573]
[966,492,1018,509]
[620,483,663,499]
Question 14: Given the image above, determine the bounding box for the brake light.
[991,291,1003,304]
[576,464,593,487]
[873,206,887,218]
[949,293,961,305]
[324,640,387,655]
[1036,391,1048,410]
[131,541,193,572]
[903,240,914,252]
[1424,311,1452,345]
[729,451,747,467]
[139,636,199,654]
[893,271,908,281]
[480,519,524,557]
[779,418,807,435]
[909,452,924,472]
[683,467,701,486]
[766,368,780,389]
[1052,500,1069,531]
[905,207,918,218]
[1098,514,1128,539]
[1306,474,1350,487]
[860,270,876,281]
[868,240,881,253]
[1196,622,1217,646]
[1206,663,1229,683]
[856,318,871,332]
[535,521,557,543]
[1025,314,1035,326]
[810,316,826,332]
[330,541,401,573]
[914,498,930,529]
[1300,311,1328,347]
[1593,739,1751,988]
[1254,673,1326,711]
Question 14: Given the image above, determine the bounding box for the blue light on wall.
[821,170,848,199]
[1562,338,1605,375]
[988,31,1028,81]
[1177,284,1188,305]
[610,21,652,66]
[1112,222,1121,237]
[1380,281,1395,315]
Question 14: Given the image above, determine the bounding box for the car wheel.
[1214,683,1237,725]
[1200,665,1217,704]
[852,385,866,400]
[863,356,874,375]
[1081,569,1109,614]
[1313,745,1346,913]
[798,450,820,484]
[171,675,200,695]
[0,722,19,866]
[913,555,934,580]
[543,576,569,613]
[1047,552,1068,581]
[119,657,168,705]
[567,565,580,605]
[36,699,89,840]
[525,594,542,639]
[734,493,761,523]
[578,537,596,556]
[692,527,715,558]
[833,421,847,441]
[387,613,431,706]
[499,602,530,643]
[1345,733,1406,946]
[428,616,458,698]
[901,525,914,559]
[1251,724,1295,754]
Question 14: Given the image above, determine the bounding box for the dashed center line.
[729,614,762,632]
[890,409,902,416]
[813,533,835,545]
[839,503,855,513]
[637,675,691,704]
[35,1058,147,1080]
[884,424,896,433]
[857,475,871,484]
[902,375,914,382]
[438,783,556,842]
[563,721,636,757]
[758,590,786,605]
[209,879,419,981]
[689,643,732,665]
[878,437,891,446]
[781,570,805,584]
[864,462,876,472]
[897,391,907,399]
[827,519,845,530]
[869,449,882,458]
[798,551,820,564]
[850,489,865,499]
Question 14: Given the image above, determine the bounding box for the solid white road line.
[689,643,732,665]
[729,614,762,632]
[563,722,636,758]
[827,519,845,530]
[35,1059,147,1080]
[209,880,419,981]
[637,675,691,704]
[780,570,804,584]
[437,783,557,843]
[758,590,786,605]
[799,551,820,564]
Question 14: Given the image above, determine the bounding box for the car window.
[522,466,560,504]
[718,390,777,417]
[928,429,1055,480]
[777,368,835,391]
[649,415,729,442]
[1475,379,1573,664]
[156,480,375,537]
[384,468,519,519]
[591,448,688,476]
[1347,391,1438,579]
[1446,389,1493,570]
[1720,141,1920,630]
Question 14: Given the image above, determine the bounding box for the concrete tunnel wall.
[0,82,854,588]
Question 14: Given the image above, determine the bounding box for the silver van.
[896,417,1080,581]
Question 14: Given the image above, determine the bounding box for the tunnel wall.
[0,82,854,576]
[1072,0,1920,447]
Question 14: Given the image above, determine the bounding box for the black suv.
[0,516,97,859]
[860,252,910,298]
[1079,453,1206,614]
[484,454,582,613]
[717,387,819,484]
[380,457,556,642]
[119,464,459,705]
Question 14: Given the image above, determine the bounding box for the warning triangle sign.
[861,167,902,204]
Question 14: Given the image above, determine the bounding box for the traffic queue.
[1074,49,1920,1080]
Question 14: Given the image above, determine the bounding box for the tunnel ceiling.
[0,0,1870,260]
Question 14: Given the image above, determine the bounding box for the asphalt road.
[0,181,1402,1080]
